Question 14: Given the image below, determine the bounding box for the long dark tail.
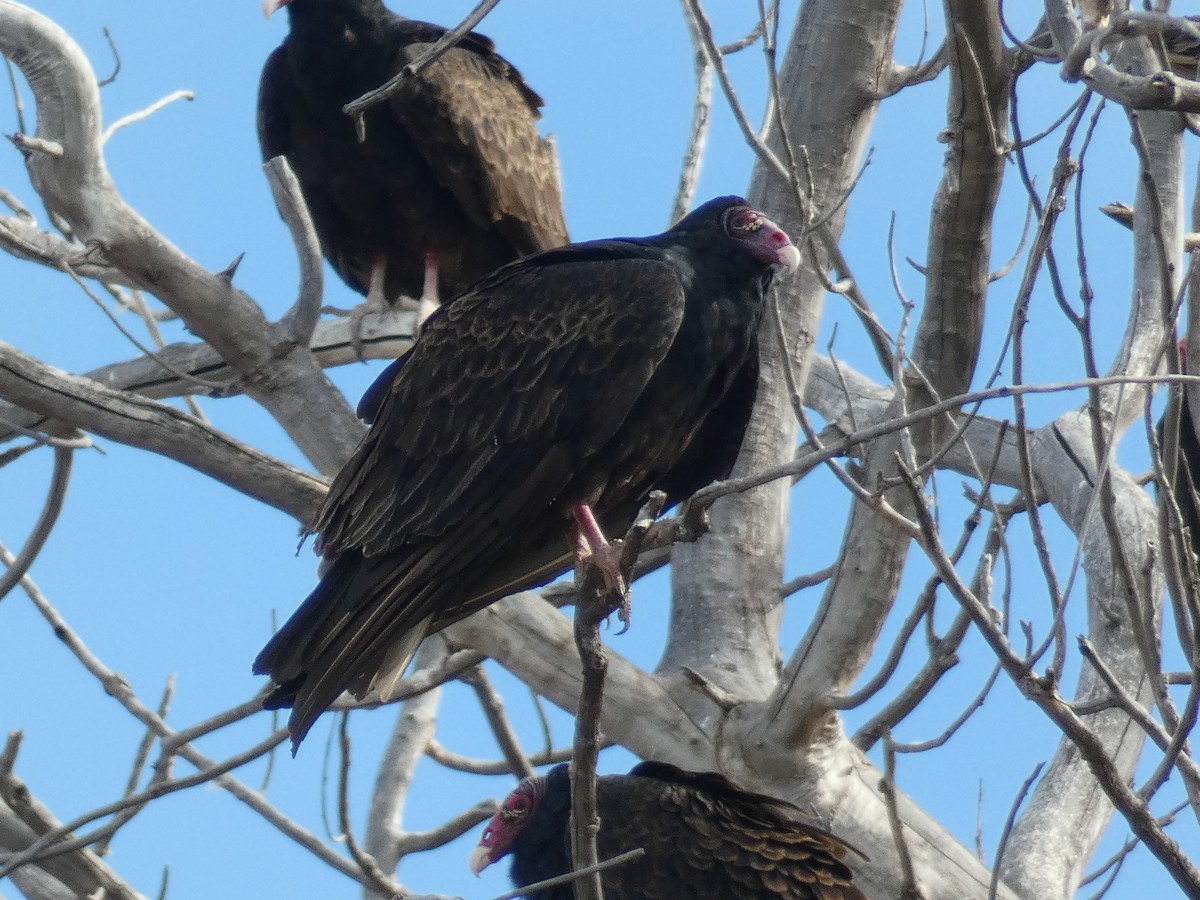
[253,550,429,751]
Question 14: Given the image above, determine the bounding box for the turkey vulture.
[1159,341,1200,575]
[254,196,800,748]
[469,761,868,899]
[259,0,568,312]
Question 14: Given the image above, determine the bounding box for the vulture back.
[478,762,868,900]
[259,0,567,302]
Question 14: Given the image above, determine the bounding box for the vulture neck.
[287,0,388,38]
[285,0,399,103]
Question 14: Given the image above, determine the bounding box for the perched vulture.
[469,761,868,900]
[254,196,800,748]
[1159,341,1200,574]
[258,0,568,310]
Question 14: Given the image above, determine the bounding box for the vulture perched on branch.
[1158,341,1200,582]
[258,0,568,312]
[469,761,868,899]
[254,196,800,748]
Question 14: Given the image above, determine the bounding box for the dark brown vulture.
[1159,341,1200,579]
[469,761,868,900]
[253,197,799,748]
[259,0,568,312]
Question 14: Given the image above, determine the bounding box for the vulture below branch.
[254,196,800,748]
[259,0,568,311]
[470,761,868,900]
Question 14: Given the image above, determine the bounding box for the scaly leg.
[343,257,388,360]
[415,251,440,332]
[571,503,631,626]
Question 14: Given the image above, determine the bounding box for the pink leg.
[572,503,610,557]
[344,257,388,360]
[415,251,440,331]
[571,503,631,626]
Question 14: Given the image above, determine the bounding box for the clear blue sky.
[1,2,1192,898]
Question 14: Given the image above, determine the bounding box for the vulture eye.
[726,208,762,234]
[506,794,532,817]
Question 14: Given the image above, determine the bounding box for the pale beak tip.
[776,242,801,273]
[467,845,492,877]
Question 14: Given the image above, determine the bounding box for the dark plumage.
[254,196,800,748]
[259,0,568,305]
[470,762,868,900]
[1159,342,1200,573]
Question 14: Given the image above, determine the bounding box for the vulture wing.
[255,247,686,746]
[389,33,568,254]
[258,0,567,301]
[255,197,799,750]
[476,762,867,900]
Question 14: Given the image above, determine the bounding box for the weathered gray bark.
[999,38,1184,898]
[363,641,445,900]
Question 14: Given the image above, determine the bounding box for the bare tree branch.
[0,340,327,524]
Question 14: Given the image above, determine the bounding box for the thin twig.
[461,665,535,780]
[880,734,925,899]
[671,0,714,225]
[424,740,583,776]
[97,27,121,87]
[779,563,836,598]
[336,714,408,898]
[95,674,176,856]
[989,763,1044,900]
[569,492,665,900]
[267,156,324,346]
[5,56,26,134]
[0,445,73,604]
[342,0,502,124]
[100,89,193,144]
[487,849,645,900]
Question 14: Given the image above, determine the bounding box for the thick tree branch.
[0,340,327,524]
[0,306,417,448]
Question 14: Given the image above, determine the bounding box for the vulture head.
[721,203,802,271]
[469,769,564,880]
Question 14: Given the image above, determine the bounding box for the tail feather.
[255,514,577,750]
[253,549,430,749]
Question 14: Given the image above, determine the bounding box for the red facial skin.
[722,207,801,271]
[469,777,542,875]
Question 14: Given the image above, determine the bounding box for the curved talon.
[571,503,631,620]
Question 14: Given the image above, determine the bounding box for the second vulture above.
[254,196,800,747]
[259,0,568,307]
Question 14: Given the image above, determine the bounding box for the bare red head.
[721,204,801,272]
[469,774,547,876]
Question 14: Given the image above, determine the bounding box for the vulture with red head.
[470,761,868,900]
[254,196,800,748]
[259,0,567,307]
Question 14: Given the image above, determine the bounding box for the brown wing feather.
[315,256,683,557]
[594,764,868,900]
[258,7,566,302]
[391,41,568,255]
[256,255,685,742]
